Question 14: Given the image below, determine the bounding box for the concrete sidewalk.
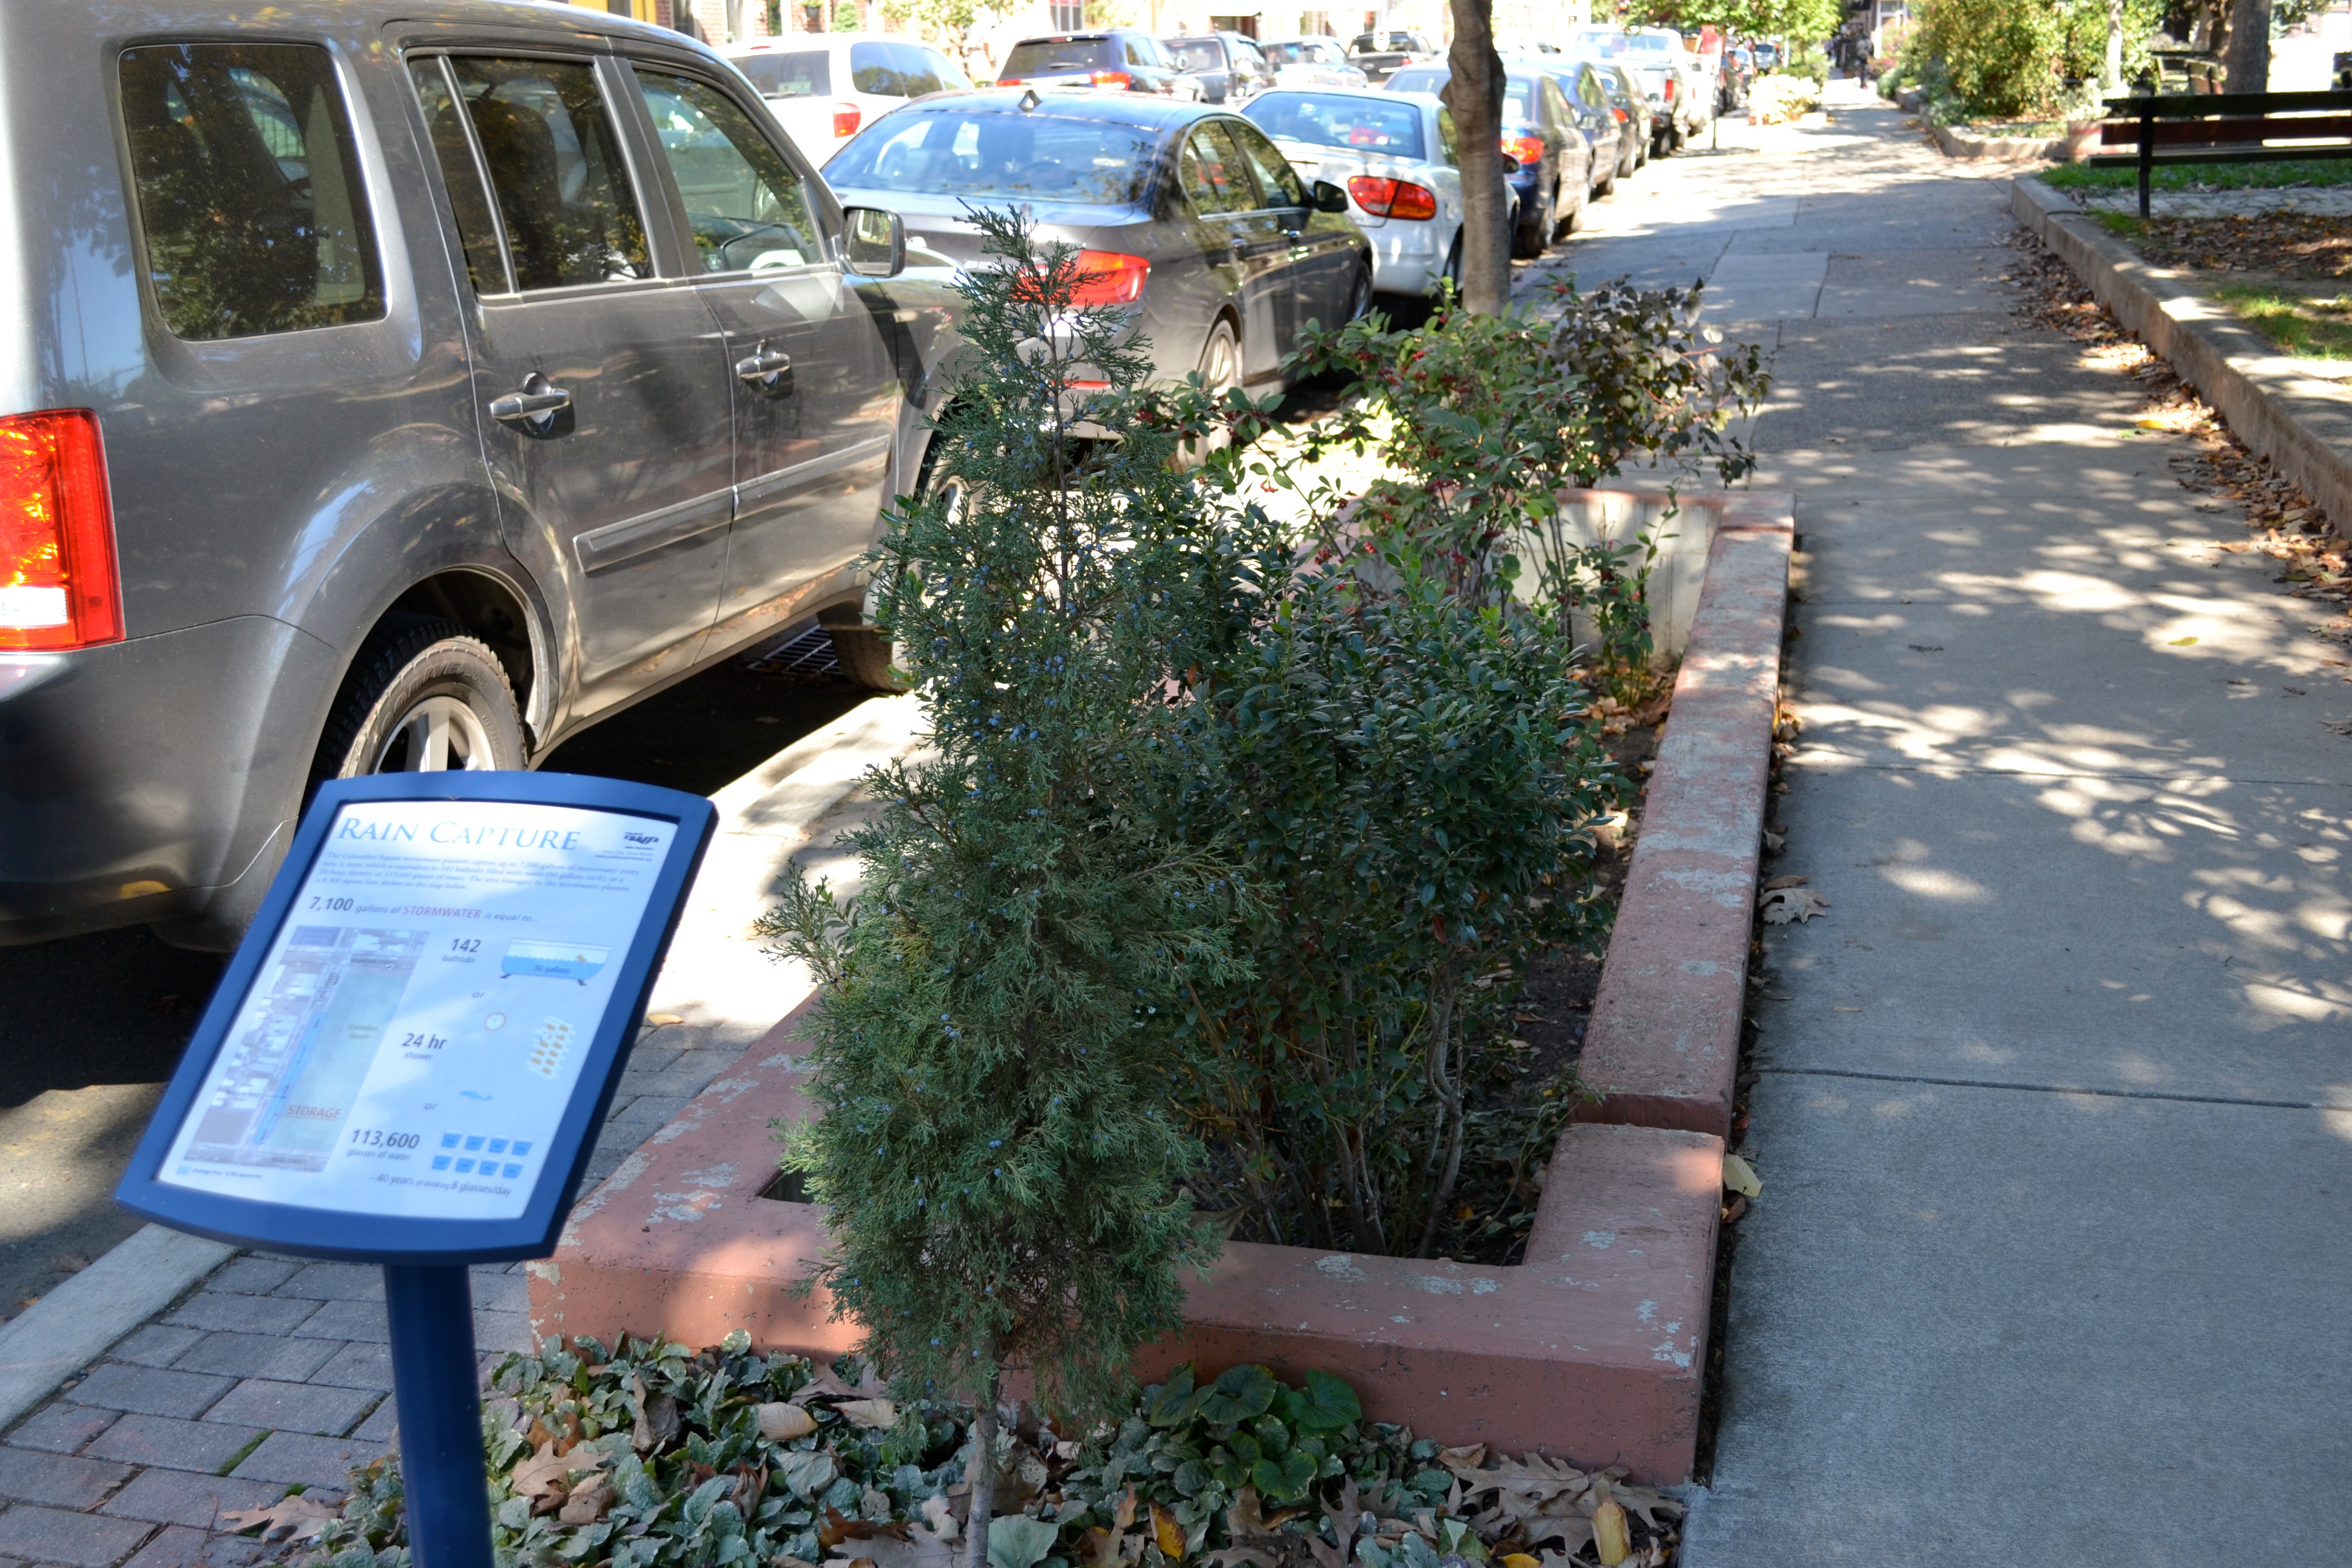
[1588,81,2352,1561]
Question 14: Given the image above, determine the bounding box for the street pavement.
[1547,81,2351,1561]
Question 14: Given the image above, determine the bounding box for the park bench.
[2090,88,2352,217]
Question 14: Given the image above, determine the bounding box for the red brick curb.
[528,488,1791,1483]
[1572,493,1793,1138]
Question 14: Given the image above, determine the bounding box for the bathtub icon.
[501,941,611,985]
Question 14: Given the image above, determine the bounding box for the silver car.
[1242,89,1464,299]
[0,0,952,949]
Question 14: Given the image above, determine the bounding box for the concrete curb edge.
[2011,174,2352,536]
[0,1224,235,1433]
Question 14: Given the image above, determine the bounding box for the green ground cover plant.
[297,1337,1683,1568]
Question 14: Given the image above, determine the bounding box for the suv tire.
[313,613,526,782]
[829,626,908,692]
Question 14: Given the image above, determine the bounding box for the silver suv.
[0,1,950,949]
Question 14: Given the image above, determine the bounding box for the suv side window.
[438,56,650,291]
[118,42,384,340]
[849,42,904,95]
[634,69,822,275]
[893,43,945,99]
[1226,119,1306,210]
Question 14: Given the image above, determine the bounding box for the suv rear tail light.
[0,409,120,652]
[1502,133,1546,168]
[1069,250,1150,305]
[834,102,863,139]
[1346,175,1437,219]
[1089,70,1133,89]
[1663,76,1678,101]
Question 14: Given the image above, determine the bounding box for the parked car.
[1346,30,1438,84]
[996,32,1199,99]
[722,33,972,166]
[1259,36,1369,90]
[1515,55,1627,196]
[824,90,1371,397]
[1566,26,1710,153]
[1382,62,1591,256]
[1,0,954,950]
[1596,61,1656,170]
[1242,89,1465,299]
[1165,32,1276,105]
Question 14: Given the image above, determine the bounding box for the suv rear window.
[1002,37,1114,77]
[1166,38,1225,71]
[736,51,829,97]
[119,43,384,340]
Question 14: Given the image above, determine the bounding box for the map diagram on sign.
[183,926,427,1171]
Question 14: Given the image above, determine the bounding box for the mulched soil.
[2115,211,2352,281]
[2001,227,2352,634]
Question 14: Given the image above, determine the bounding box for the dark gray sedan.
[824,90,1373,398]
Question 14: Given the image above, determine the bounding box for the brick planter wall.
[529,489,1792,1483]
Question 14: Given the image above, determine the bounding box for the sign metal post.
[117,773,716,1568]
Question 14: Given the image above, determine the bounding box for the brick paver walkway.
[0,1256,530,1568]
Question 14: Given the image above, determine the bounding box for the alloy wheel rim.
[375,694,494,773]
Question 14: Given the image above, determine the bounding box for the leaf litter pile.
[292,1337,1681,1568]
[2003,228,2352,646]
[2109,211,2352,282]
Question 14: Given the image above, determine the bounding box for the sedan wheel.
[1179,318,1243,468]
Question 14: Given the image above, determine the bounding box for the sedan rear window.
[119,42,384,340]
[1245,93,1424,158]
[1386,69,1534,126]
[825,109,1158,206]
[1002,37,1115,77]
[735,51,830,97]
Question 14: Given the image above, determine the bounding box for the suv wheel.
[314,613,525,782]
[829,627,908,692]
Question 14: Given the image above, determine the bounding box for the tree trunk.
[963,1373,1000,1568]
[2104,0,2126,89]
[1440,0,1511,316]
[2223,0,2273,94]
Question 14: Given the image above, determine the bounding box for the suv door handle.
[734,346,794,397]
[489,374,571,434]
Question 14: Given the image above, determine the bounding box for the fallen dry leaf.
[558,1482,615,1525]
[511,1440,612,1500]
[1757,886,1827,924]
[757,1402,819,1441]
[1722,1154,1762,1198]
[835,1398,899,1431]
[1759,873,1808,892]
[1152,1502,1188,1561]
[222,1492,340,1541]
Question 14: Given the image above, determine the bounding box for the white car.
[1260,37,1370,90]
[1242,88,1464,298]
[722,33,972,167]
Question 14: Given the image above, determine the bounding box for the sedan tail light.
[833,102,863,139]
[1068,250,1150,305]
[1089,69,1134,89]
[1502,133,1546,168]
[1664,76,1678,102]
[0,409,120,652]
[1613,106,1629,122]
[1346,175,1437,219]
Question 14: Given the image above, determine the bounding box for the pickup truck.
[1346,30,1438,84]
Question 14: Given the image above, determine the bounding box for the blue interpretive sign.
[116,771,717,1568]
